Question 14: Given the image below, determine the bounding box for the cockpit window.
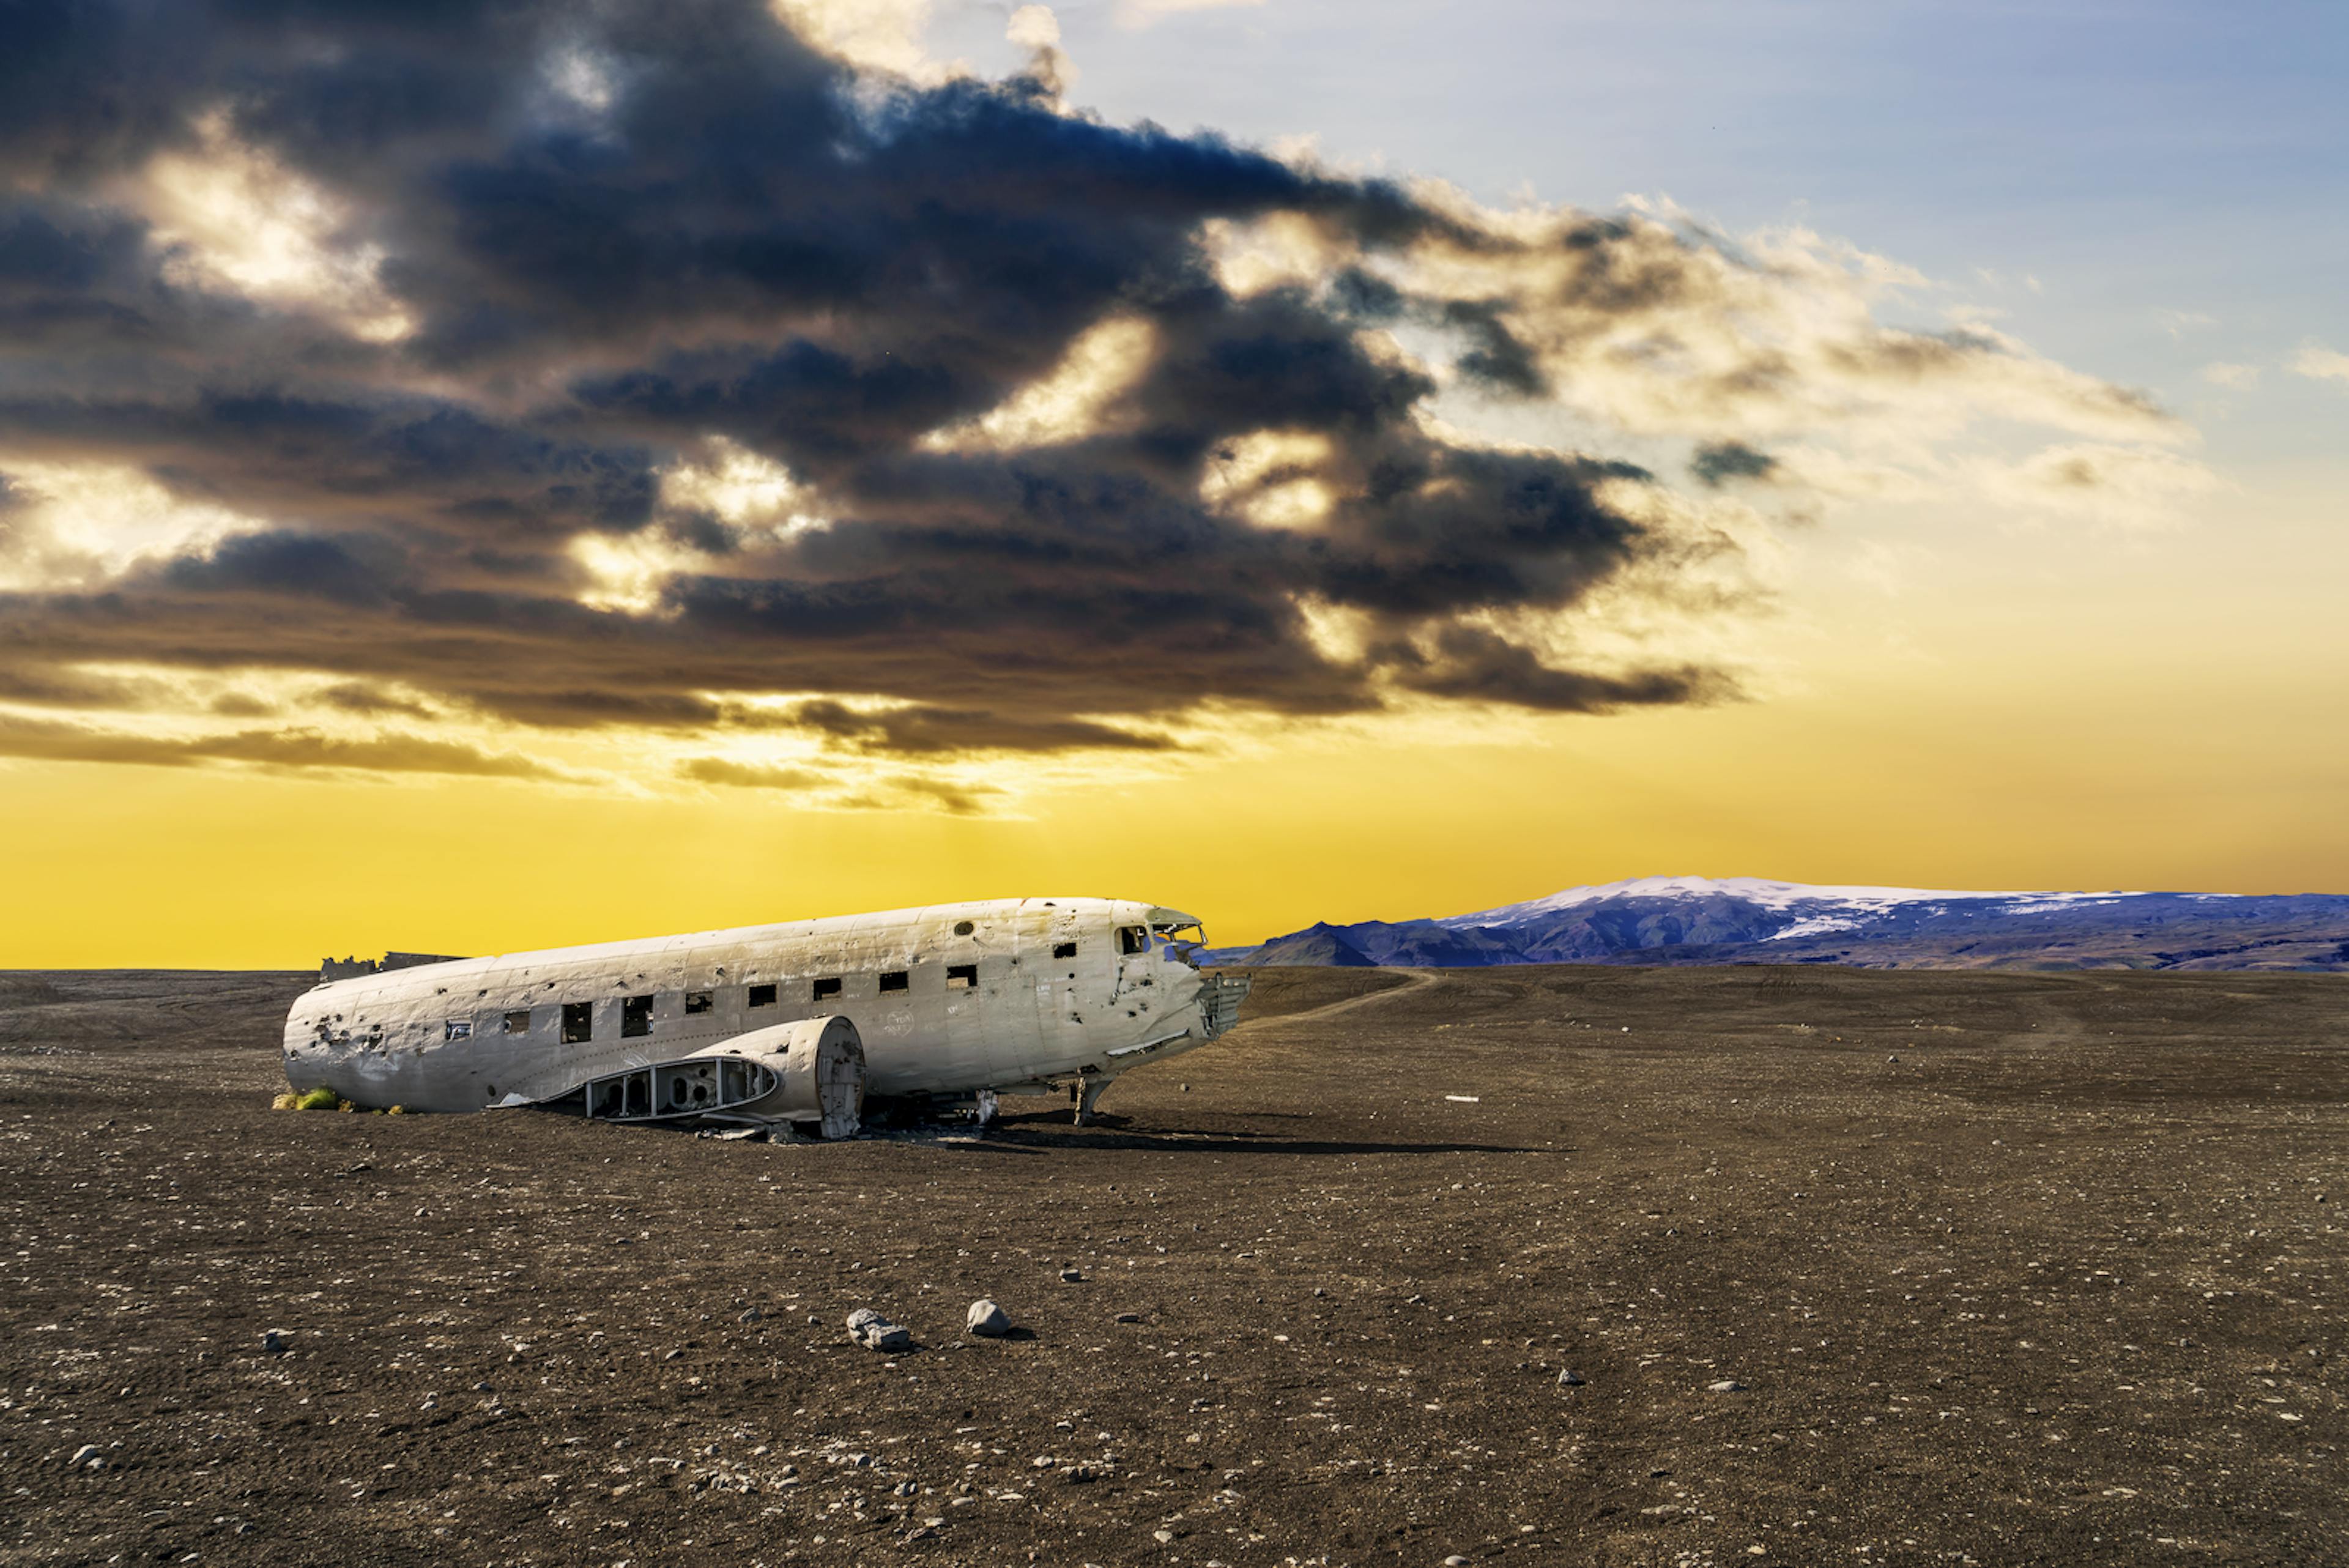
[1118,926,1149,956]
[1152,921,1208,967]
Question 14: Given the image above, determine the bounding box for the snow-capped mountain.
[1208,877,2345,972]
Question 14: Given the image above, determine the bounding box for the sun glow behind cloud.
[136,111,414,341]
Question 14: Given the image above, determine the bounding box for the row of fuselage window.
[437,954,1046,1044]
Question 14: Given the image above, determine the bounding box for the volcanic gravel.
[1,962,2343,1567]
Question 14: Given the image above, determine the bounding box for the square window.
[502,1009,531,1035]
[1118,926,1149,955]
[685,991,713,1015]
[747,983,777,1008]
[444,1020,473,1042]
[946,964,978,990]
[1052,941,1077,959]
[622,994,653,1038]
[561,1001,593,1044]
[878,970,909,994]
[812,976,841,1001]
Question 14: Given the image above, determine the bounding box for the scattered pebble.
[738,1306,762,1323]
[1059,1268,1085,1284]
[1557,1369,1586,1387]
[966,1299,1012,1337]
[1708,1378,1747,1394]
[260,1330,286,1355]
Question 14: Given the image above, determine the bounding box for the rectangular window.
[443,1020,472,1042]
[812,976,841,1001]
[946,964,978,990]
[561,1001,593,1044]
[1052,941,1077,959]
[747,983,777,1008]
[1118,926,1149,956]
[502,1009,531,1035]
[685,991,713,1015]
[878,970,909,994]
[622,994,653,1038]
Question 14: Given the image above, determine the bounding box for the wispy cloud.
[2289,344,2349,385]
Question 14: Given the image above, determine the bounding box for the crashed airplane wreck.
[281,898,1250,1137]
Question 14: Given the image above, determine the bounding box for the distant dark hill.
[1206,875,2349,972]
[1243,924,1378,967]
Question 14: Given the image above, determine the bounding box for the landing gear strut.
[1070,1074,1110,1126]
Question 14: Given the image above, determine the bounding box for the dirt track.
[1,963,2343,1567]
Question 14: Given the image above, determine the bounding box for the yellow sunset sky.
[3,1,2345,967]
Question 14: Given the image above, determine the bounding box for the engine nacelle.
[532,1014,865,1138]
[692,1015,866,1139]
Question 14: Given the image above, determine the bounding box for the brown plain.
[0,964,2342,1566]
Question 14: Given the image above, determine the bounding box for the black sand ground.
[0,964,2342,1567]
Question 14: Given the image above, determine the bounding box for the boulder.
[845,1308,913,1352]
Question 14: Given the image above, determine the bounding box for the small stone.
[966,1299,1012,1337]
[893,1480,916,1496]
[1154,1529,1175,1543]
[846,1307,913,1352]
[739,1306,762,1323]
[260,1329,287,1355]
[663,1348,685,1361]
[472,1381,494,1392]
[1115,1312,1143,1324]
[70,1444,100,1466]
[1887,1054,1898,1063]
[1059,1268,1085,1284]
[1708,1378,1746,1394]
[1445,1557,1471,1566]
[1557,1369,1586,1387]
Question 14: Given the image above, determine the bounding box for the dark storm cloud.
[316,682,436,718]
[0,0,1742,768]
[0,711,570,779]
[1389,626,1729,712]
[785,699,1171,756]
[1690,441,1778,488]
[676,756,824,791]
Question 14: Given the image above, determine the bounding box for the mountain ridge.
[1208,876,2349,972]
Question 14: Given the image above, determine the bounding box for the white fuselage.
[281,896,1245,1114]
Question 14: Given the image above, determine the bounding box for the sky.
[1,0,2343,967]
